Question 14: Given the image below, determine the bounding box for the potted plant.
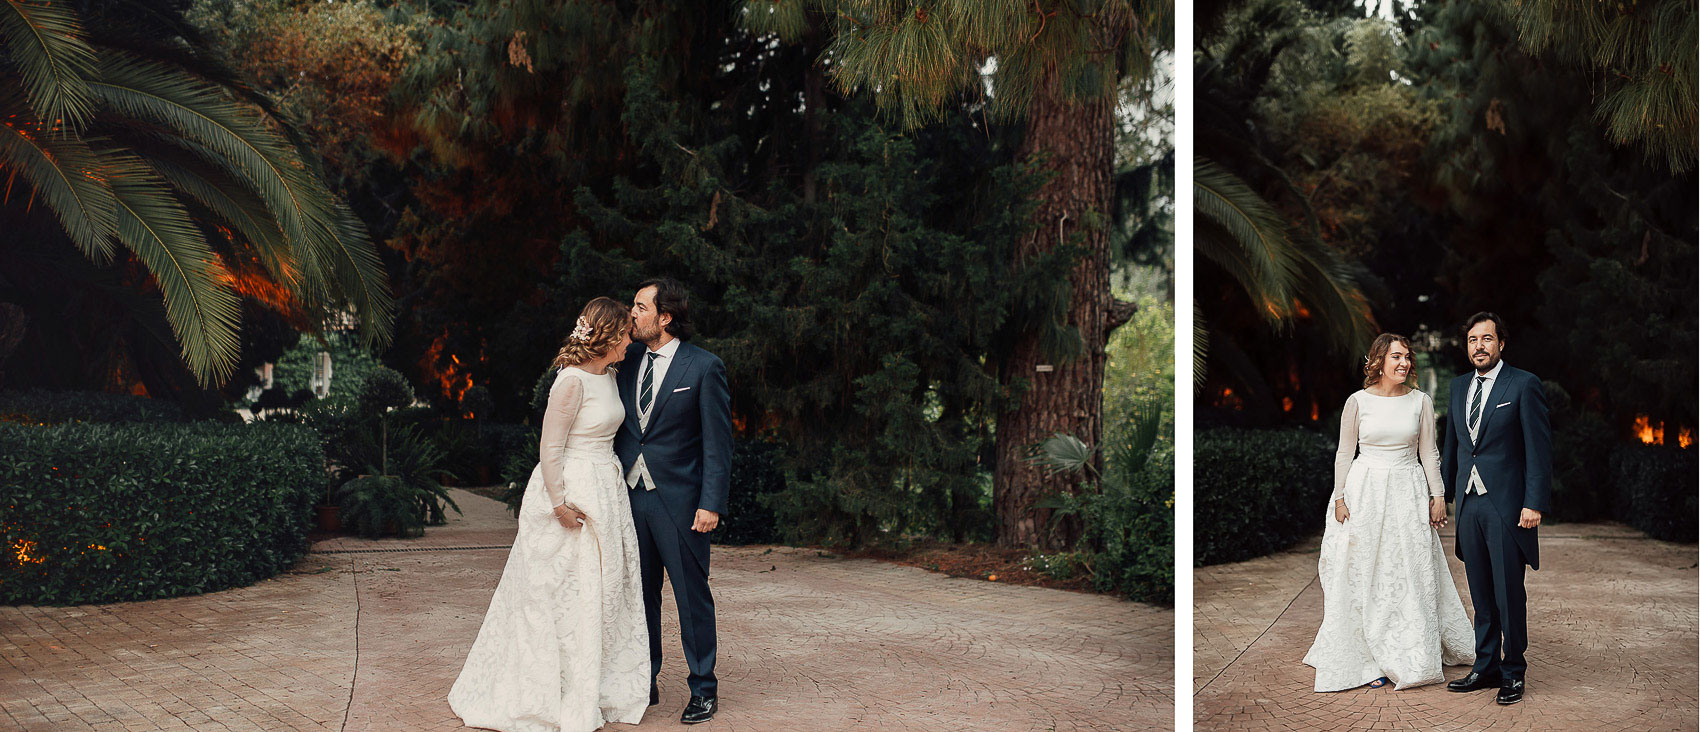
[337,368,461,537]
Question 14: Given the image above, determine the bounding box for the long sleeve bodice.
[1331,389,1445,503]
[538,366,624,508]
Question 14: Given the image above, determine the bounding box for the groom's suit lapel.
[1475,367,1515,444]
[1454,373,1473,446]
[643,343,696,435]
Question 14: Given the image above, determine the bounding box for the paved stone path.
[1193,524,1698,731]
[2,489,1171,731]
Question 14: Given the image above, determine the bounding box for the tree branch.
[1106,297,1137,337]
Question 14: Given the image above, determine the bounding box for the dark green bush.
[1071,442,1174,604]
[1195,427,1333,565]
[0,389,186,425]
[1612,444,1698,543]
[718,437,788,545]
[0,421,323,605]
[1544,383,1615,522]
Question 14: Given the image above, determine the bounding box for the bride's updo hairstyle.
[553,297,632,368]
[1362,333,1412,389]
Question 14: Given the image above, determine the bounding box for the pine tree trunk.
[992,54,1115,550]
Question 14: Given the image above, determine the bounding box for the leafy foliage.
[0,421,322,605]
[0,0,394,388]
[337,425,458,538]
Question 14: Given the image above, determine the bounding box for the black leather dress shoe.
[649,687,659,706]
[1446,671,1501,692]
[681,695,717,724]
[1497,678,1525,705]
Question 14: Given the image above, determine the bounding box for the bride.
[449,297,650,731]
[1303,333,1474,691]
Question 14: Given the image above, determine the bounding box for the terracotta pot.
[315,504,341,532]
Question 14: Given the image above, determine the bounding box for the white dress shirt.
[1465,359,1506,495]
[625,337,682,491]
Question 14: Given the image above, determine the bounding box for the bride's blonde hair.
[1362,333,1412,389]
[553,297,631,368]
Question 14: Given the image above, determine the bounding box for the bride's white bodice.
[1331,389,1445,501]
[549,366,623,454]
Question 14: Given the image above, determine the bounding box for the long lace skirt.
[448,451,649,731]
[1303,460,1475,691]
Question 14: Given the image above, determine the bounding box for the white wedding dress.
[449,366,649,731]
[1303,388,1475,691]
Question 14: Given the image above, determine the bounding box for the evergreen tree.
[544,54,1057,547]
[1491,0,1697,173]
[747,0,1174,548]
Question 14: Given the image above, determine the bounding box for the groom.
[616,278,732,724]
[1441,312,1552,706]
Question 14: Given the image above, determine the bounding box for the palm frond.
[1193,156,1298,321]
[1192,300,1208,392]
[1029,432,1097,478]
[86,53,333,249]
[132,138,293,280]
[0,0,97,128]
[1286,232,1376,355]
[105,154,242,386]
[311,201,396,348]
[0,104,117,258]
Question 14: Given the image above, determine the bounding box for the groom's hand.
[691,509,720,533]
[1518,508,1542,529]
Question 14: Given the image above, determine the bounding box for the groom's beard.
[633,322,662,348]
[1472,352,1500,373]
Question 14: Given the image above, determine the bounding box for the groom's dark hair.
[1462,311,1508,343]
[638,277,695,341]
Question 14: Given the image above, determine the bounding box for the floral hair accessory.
[570,316,594,342]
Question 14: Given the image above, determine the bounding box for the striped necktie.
[638,351,660,423]
[1467,375,1487,439]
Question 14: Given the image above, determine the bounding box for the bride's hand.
[1334,499,1349,523]
[1429,497,1448,529]
[553,503,587,530]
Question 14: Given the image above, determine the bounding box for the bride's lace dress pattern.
[1303,389,1475,691]
[449,367,649,731]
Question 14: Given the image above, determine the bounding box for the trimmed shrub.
[0,421,323,605]
[0,389,186,425]
[1195,427,1334,565]
[1612,444,1698,543]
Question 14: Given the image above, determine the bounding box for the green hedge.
[0,421,324,605]
[1195,427,1333,566]
[0,389,186,425]
[1612,444,1698,543]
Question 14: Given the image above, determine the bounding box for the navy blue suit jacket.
[1442,364,1553,569]
[614,340,732,570]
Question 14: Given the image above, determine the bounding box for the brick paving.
[2,489,1172,731]
[1194,524,1698,731]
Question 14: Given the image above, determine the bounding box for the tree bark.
[992,34,1117,550]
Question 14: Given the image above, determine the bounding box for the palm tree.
[0,0,392,387]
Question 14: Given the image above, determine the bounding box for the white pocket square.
[673,387,691,393]
[1496,402,1511,408]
